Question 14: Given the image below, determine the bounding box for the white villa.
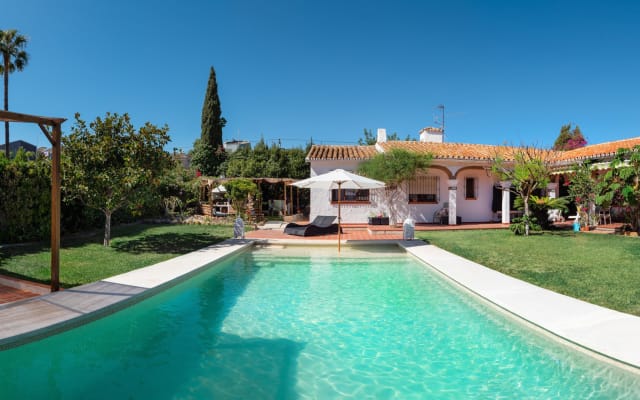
[305,127,640,225]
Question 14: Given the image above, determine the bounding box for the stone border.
[399,240,640,371]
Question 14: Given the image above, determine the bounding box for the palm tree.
[0,29,29,158]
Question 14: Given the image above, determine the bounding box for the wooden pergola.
[0,110,66,292]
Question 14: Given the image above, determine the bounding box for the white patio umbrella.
[292,169,385,252]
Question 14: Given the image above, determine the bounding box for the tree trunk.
[523,194,530,236]
[3,54,9,159]
[104,211,112,246]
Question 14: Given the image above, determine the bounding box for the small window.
[331,189,370,203]
[408,176,439,204]
[465,177,477,200]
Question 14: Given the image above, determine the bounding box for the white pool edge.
[0,239,254,349]
[399,240,640,373]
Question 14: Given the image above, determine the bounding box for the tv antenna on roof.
[436,104,445,133]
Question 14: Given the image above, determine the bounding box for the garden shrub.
[0,150,52,242]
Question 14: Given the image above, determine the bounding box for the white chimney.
[377,128,387,143]
[419,126,444,143]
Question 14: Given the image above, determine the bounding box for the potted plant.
[368,210,389,225]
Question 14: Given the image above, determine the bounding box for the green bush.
[510,214,541,235]
[0,150,52,242]
[514,195,569,229]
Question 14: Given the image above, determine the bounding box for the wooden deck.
[0,281,147,347]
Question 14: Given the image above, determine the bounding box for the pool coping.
[1,238,639,373]
[0,239,254,349]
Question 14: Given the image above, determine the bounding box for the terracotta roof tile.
[307,145,378,160]
[307,137,640,164]
[379,141,525,161]
[559,137,640,161]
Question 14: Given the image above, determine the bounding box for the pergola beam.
[0,110,65,127]
[39,123,54,144]
[0,110,66,292]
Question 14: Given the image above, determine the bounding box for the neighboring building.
[0,140,36,157]
[224,140,251,153]
[306,128,640,225]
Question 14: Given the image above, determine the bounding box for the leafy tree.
[357,128,413,145]
[566,125,587,150]
[201,66,226,146]
[553,124,587,150]
[63,112,173,246]
[0,29,29,158]
[358,129,377,145]
[285,147,309,179]
[492,146,557,236]
[358,148,431,223]
[566,161,599,227]
[598,145,640,231]
[223,138,309,179]
[224,178,258,219]
[190,138,226,177]
[159,154,199,217]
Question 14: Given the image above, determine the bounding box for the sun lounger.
[284,215,341,237]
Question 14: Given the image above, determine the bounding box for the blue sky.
[3,0,640,151]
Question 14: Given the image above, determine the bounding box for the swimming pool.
[1,245,639,399]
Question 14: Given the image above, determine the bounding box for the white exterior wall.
[309,160,385,223]
[308,160,497,224]
[454,171,495,222]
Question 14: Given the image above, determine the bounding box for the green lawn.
[416,229,640,316]
[0,223,234,288]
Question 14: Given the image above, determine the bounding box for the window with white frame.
[464,177,478,200]
[408,176,439,203]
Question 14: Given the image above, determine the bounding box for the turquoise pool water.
[1,246,639,399]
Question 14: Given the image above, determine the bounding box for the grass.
[0,223,234,288]
[415,229,640,316]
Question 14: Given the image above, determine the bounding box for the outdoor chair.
[433,202,449,224]
[597,207,611,225]
[284,215,341,237]
[547,209,564,223]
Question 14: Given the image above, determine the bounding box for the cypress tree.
[201,66,226,146]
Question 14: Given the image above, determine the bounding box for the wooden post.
[338,182,342,253]
[283,182,287,216]
[50,124,61,291]
[289,184,293,215]
[1,111,65,292]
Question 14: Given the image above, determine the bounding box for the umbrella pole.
[338,182,341,253]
